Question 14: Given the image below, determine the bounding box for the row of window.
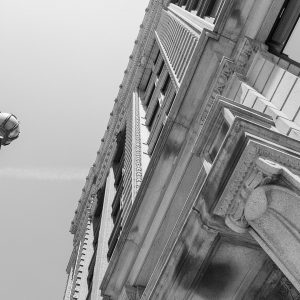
[101,50,175,264]
[107,129,126,260]
[86,130,126,299]
[85,185,106,299]
[140,44,177,154]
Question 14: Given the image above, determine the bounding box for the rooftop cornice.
[70,0,163,237]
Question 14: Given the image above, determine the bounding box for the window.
[208,120,229,162]
[171,0,224,22]
[112,130,126,187]
[166,92,176,115]
[161,75,171,96]
[107,129,126,260]
[180,0,188,9]
[159,75,171,106]
[267,0,300,63]
[204,0,223,18]
[145,84,155,106]
[86,184,106,299]
[188,0,201,13]
[157,61,164,77]
[153,50,160,65]
[144,72,152,93]
[148,101,160,131]
[92,187,105,248]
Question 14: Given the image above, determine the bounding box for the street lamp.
[0,113,20,148]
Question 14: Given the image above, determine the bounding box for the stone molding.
[195,36,268,144]
[194,96,274,160]
[196,57,235,133]
[69,221,93,300]
[132,92,143,195]
[234,37,267,76]
[121,101,133,226]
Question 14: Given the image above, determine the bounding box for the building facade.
[64,0,300,299]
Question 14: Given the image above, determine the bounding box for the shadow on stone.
[173,245,233,298]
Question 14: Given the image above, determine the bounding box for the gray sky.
[0,0,149,299]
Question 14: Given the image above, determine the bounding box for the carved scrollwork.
[198,58,235,130]
[215,60,235,95]
[234,37,265,76]
[225,163,274,233]
[133,94,143,193]
[224,157,296,233]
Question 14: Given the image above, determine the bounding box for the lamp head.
[0,113,20,146]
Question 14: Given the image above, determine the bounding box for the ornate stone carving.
[214,60,235,96]
[217,153,300,234]
[133,95,143,191]
[235,37,267,76]
[225,158,276,233]
[198,58,235,130]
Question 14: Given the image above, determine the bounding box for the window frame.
[267,0,300,65]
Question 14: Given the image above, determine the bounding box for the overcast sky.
[0,1,149,299]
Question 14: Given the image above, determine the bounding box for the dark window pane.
[148,101,160,130]
[161,75,171,96]
[268,0,300,55]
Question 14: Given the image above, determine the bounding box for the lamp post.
[0,113,20,148]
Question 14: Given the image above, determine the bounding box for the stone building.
[63,0,300,299]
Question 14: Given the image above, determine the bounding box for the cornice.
[70,0,164,238]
